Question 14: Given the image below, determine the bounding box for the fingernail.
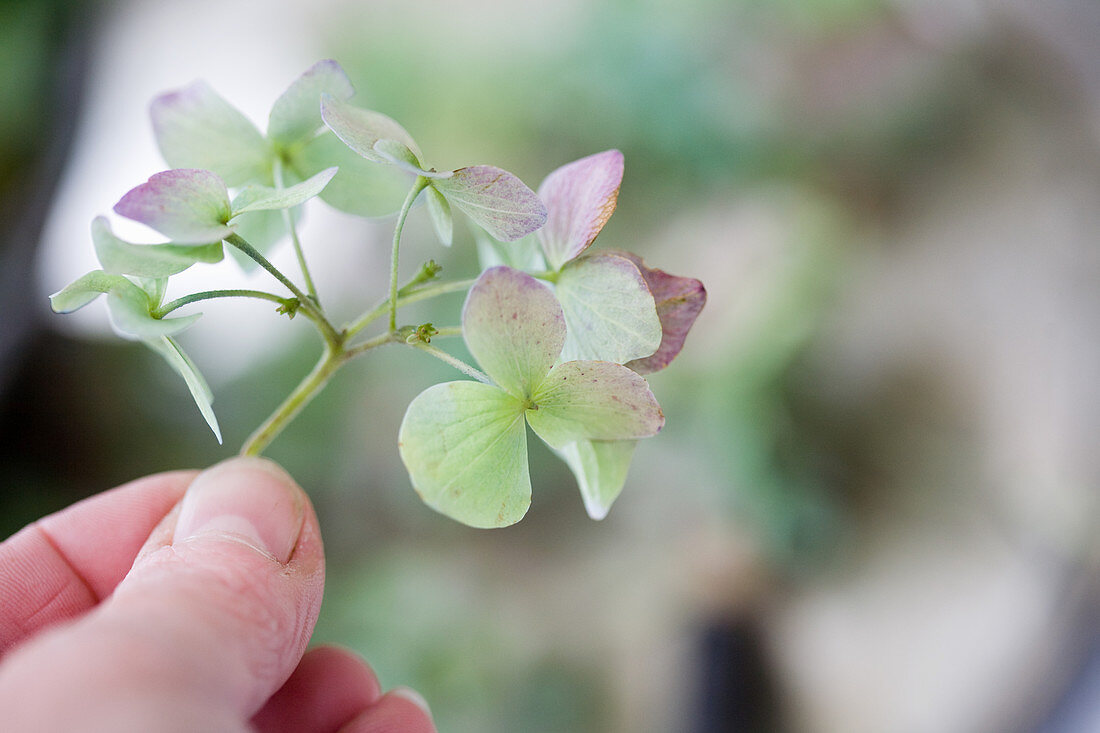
[390,686,433,719]
[174,457,304,564]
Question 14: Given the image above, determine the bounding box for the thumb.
[0,457,325,733]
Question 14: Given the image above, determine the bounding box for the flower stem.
[240,347,345,456]
[389,177,431,332]
[274,159,319,303]
[153,289,292,318]
[225,233,342,348]
[407,342,491,384]
[344,276,476,341]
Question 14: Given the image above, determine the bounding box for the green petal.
[462,266,565,398]
[50,270,136,313]
[145,336,222,443]
[425,185,453,247]
[92,216,223,278]
[556,439,637,520]
[230,167,337,216]
[431,166,547,242]
[319,94,424,165]
[268,60,354,148]
[556,253,661,363]
[50,270,197,338]
[150,81,271,187]
[290,131,413,216]
[398,381,530,528]
[113,169,233,244]
[526,360,664,449]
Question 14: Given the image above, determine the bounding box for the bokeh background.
[3,0,1100,730]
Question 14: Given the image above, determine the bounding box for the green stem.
[344,276,476,341]
[431,326,462,338]
[408,342,491,384]
[154,289,291,318]
[273,158,319,303]
[240,347,345,456]
[225,233,342,348]
[389,177,431,332]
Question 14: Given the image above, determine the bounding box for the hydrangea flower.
[398,266,664,527]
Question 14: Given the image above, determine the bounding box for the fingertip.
[337,688,437,733]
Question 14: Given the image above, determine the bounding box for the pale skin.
[0,458,436,733]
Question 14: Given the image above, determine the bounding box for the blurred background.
[2,0,1099,730]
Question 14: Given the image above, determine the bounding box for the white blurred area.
[36,0,386,380]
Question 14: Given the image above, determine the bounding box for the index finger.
[0,470,196,656]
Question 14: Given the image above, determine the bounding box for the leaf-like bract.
[268,60,354,148]
[474,230,547,273]
[555,253,661,363]
[432,166,547,242]
[150,81,270,187]
[290,132,413,216]
[399,381,530,528]
[146,336,222,443]
[526,360,663,449]
[462,267,564,398]
[92,216,223,278]
[230,167,337,216]
[537,149,623,270]
[614,252,707,374]
[114,169,233,244]
[556,439,637,520]
[50,270,198,339]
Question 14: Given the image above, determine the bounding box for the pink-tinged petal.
[319,94,424,165]
[462,266,565,398]
[616,252,707,374]
[268,60,355,147]
[526,360,664,449]
[432,166,548,242]
[537,149,624,270]
[150,81,270,187]
[113,169,233,244]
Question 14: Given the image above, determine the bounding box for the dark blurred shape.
[0,0,93,392]
[692,617,783,733]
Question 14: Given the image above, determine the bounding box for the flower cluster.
[51,60,704,527]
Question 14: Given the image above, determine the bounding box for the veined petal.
[556,439,637,520]
[92,216,223,278]
[114,169,233,244]
[432,166,547,242]
[526,360,663,449]
[556,252,662,363]
[537,149,623,270]
[320,94,423,165]
[150,80,270,187]
[268,60,355,148]
[462,266,565,398]
[50,270,144,313]
[398,381,530,528]
[614,252,707,374]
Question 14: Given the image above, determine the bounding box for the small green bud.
[277,298,301,319]
[405,322,439,344]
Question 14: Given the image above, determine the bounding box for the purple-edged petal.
[432,166,548,242]
[114,169,233,244]
[537,149,623,270]
[556,252,661,363]
[398,381,530,528]
[268,60,355,148]
[526,360,664,449]
[615,252,707,374]
[150,81,270,187]
[320,94,423,165]
[462,266,565,398]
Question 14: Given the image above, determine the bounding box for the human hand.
[0,457,436,732]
